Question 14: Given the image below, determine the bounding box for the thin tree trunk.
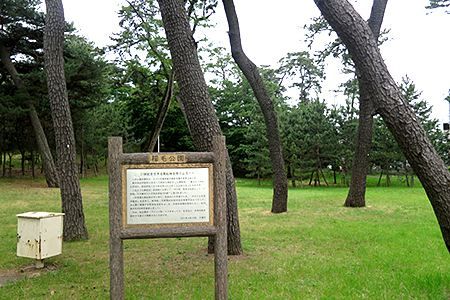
[93,157,98,176]
[222,0,288,214]
[377,170,383,186]
[31,150,35,178]
[345,0,388,207]
[157,0,242,255]
[315,0,450,251]
[80,125,85,178]
[292,166,297,188]
[20,149,25,176]
[146,71,175,152]
[320,168,329,186]
[40,155,44,174]
[0,44,59,187]
[29,106,60,187]
[8,152,12,177]
[44,0,88,241]
[405,162,410,187]
[2,152,6,177]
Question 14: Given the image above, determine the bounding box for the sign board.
[108,137,228,300]
[122,164,214,228]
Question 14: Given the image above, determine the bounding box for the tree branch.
[125,0,170,76]
[368,0,388,39]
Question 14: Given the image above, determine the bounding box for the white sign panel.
[125,167,211,225]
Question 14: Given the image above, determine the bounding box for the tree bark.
[0,44,60,187]
[222,0,288,213]
[345,92,374,206]
[345,0,387,207]
[314,0,450,252]
[44,0,88,241]
[157,0,242,254]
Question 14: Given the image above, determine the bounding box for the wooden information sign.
[108,136,228,300]
[122,164,213,227]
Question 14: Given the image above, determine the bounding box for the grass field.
[0,176,449,299]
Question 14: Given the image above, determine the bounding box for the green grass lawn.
[0,176,449,299]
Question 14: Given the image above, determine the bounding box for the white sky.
[62,0,450,123]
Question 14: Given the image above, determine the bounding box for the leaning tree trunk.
[44,0,88,241]
[146,71,175,152]
[222,0,288,213]
[0,44,60,188]
[345,0,388,207]
[314,0,450,252]
[157,0,242,255]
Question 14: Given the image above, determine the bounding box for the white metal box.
[17,212,64,260]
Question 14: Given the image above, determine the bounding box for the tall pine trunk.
[315,0,450,252]
[157,0,242,254]
[44,0,88,241]
[222,0,288,213]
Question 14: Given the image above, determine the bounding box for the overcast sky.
[62,0,450,123]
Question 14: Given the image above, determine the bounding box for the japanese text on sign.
[125,167,211,225]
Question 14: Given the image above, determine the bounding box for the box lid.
[16,212,65,219]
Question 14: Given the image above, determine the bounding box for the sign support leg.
[109,137,124,300]
[213,135,228,300]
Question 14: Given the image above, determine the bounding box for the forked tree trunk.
[222,0,288,213]
[377,170,383,187]
[0,44,60,187]
[157,0,242,255]
[44,0,88,241]
[345,0,388,207]
[314,0,450,252]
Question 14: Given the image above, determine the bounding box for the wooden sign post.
[108,136,228,300]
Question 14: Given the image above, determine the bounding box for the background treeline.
[1,0,448,185]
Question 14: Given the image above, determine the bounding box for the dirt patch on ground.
[0,264,58,287]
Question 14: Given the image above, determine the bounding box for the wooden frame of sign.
[108,136,228,300]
